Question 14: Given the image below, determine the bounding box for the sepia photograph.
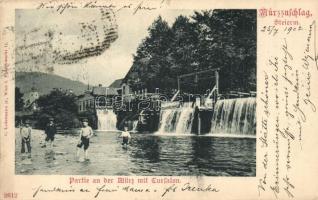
[14,8,256,176]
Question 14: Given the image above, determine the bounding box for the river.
[15,129,255,176]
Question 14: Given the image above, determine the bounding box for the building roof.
[92,86,119,96]
[76,92,94,101]
[108,79,123,88]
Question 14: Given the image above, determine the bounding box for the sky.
[16,9,194,87]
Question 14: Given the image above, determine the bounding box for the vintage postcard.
[0,0,317,199]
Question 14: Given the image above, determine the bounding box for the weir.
[210,97,256,135]
[157,102,195,134]
[117,68,256,135]
[96,109,117,131]
[156,97,256,136]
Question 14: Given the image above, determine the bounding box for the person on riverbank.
[120,126,131,148]
[42,117,57,148]
[76,119,94,161]
[20,120,32,158]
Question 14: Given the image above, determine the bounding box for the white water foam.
[96,109,117,131]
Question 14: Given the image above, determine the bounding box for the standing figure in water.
[76,119,94,161]
[120,126,131,148]
[43,117,57,148]
[20,120,32,158]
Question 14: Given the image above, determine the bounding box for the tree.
[15,87,24,111]
[35,89,79,129]
[124,10,256,94]
[125,16,174,92]
[191,10,256,92]
[170,16,198,75]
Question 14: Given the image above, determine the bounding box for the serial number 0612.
[3,192,18,199]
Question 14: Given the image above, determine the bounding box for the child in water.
[43,117,57,148]
[120,126,131,148]
[20,120,32,158]
[76,119,94,161]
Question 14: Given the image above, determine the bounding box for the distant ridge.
[15,72,88,96]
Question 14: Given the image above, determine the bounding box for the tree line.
[15,87,96,130]
[123,9,256,95]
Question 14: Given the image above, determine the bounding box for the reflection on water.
[129,134,255,176]
[16,131,255,176]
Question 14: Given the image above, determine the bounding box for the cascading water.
[157,102,195,134]
[210,97,256,135]
[96,109,117,131]
[158,109,180,133]
[132,120,138,132]
[175,105,195,133]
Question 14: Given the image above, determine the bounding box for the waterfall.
[210,97,256,135]
[157,102,194,134]
[132,120,138,132]
[175,105,195,133]
[158,109,180,133]
[96,109,117,131]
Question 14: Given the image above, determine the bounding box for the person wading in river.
[20,120,32,158]
[76,119,94,161]
[120,126,131,148]
[42,117,57,148]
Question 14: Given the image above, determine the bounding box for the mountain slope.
[15,72,88,96]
